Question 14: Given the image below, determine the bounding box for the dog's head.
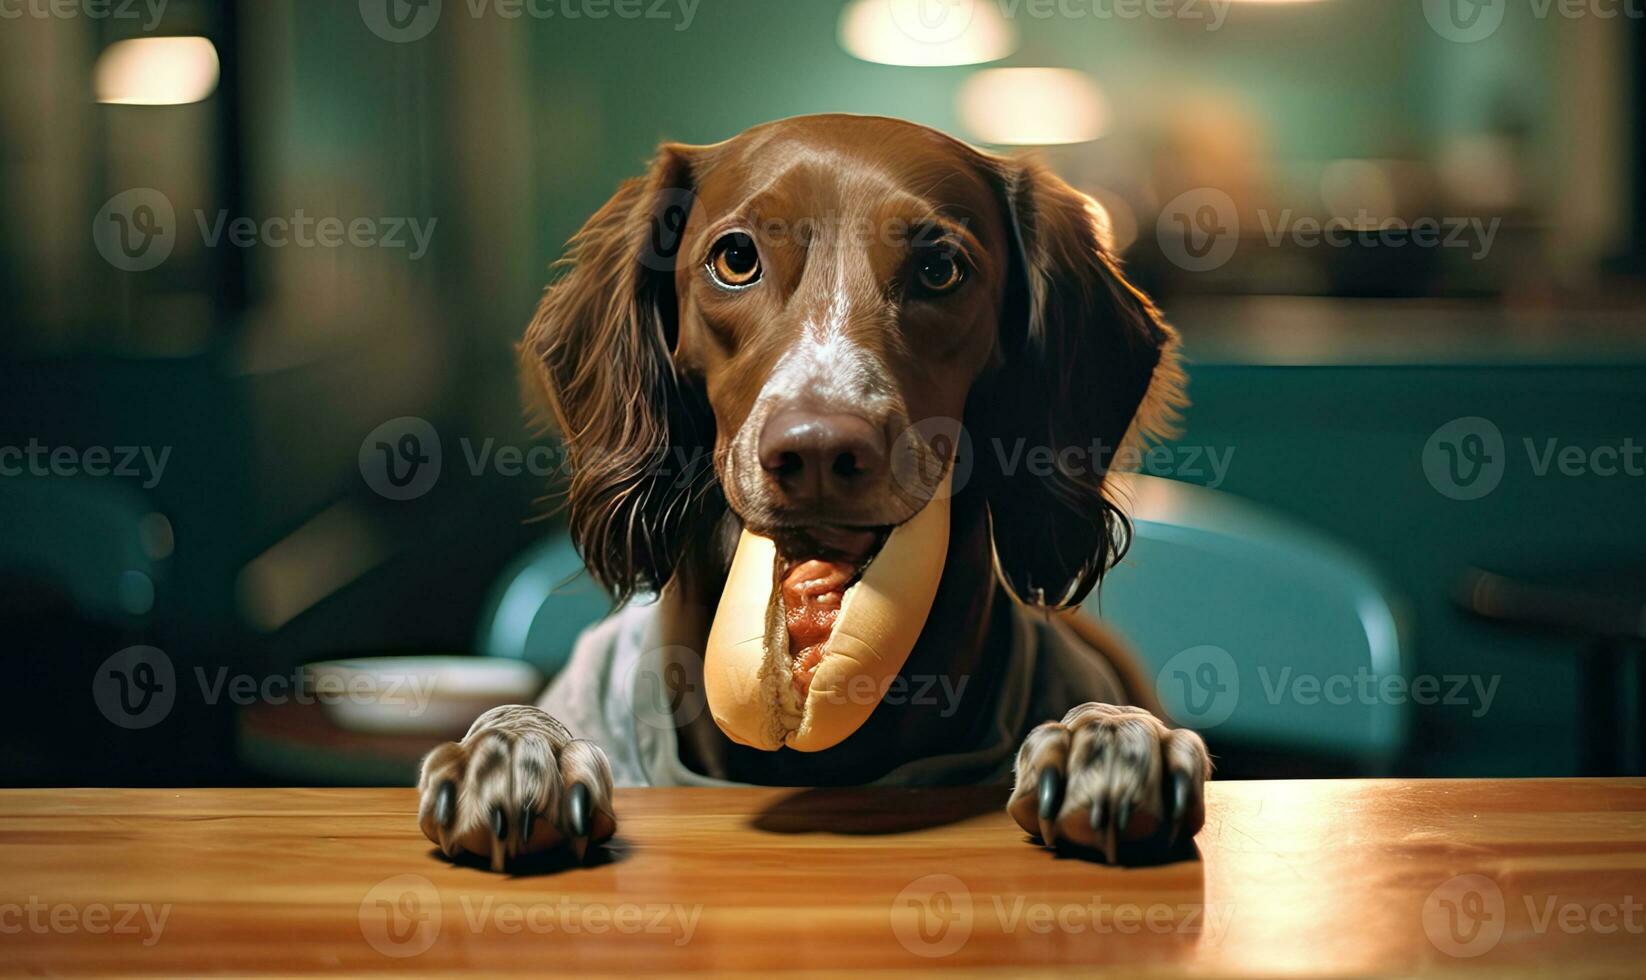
[523,114,1182,607]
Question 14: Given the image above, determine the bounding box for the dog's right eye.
[707,233,761,289]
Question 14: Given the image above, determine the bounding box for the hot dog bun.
[703,481,950,752]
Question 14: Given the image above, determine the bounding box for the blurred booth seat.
[1095,473,1407,774]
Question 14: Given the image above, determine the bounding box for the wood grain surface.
[3,780,1644,976]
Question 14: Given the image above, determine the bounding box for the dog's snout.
[758,408,887,502]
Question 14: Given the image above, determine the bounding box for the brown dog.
[418,114,1210,869]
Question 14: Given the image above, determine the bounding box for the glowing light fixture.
[95,36,220,106]
[958,68,1106,146]
[838,0,1016,67]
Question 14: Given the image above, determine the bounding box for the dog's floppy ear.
[971,156,1186,610]
[519,143,722,603]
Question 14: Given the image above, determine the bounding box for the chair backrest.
[474,531,611,674]
[1090,473,1406,770]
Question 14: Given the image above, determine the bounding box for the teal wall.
[519,0,1572,258]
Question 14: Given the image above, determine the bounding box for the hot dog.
[703,478,951,752]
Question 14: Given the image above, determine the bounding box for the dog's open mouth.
[768,526,891,699]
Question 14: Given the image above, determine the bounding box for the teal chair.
[477,475,1408,772]
[1094,473,1406,771]
[474,530,612,676]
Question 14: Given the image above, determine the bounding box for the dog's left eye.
[707,233,761,289]
[913,251,965,295]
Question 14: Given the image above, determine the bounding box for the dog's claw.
[434,780,457,829]
[1169,771,1190,845]
[567,782,591,837]
[1090,796,1108,833]
[490,804,507,841]
[1117,799,1133,834]
[518,805,534,848]
[1036,767,1063,845]
[1037,768,1063,819]
[566,782,592,861]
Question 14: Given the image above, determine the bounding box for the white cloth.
[538,596,1126,787]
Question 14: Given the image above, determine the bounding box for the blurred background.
[2,0,1643,787]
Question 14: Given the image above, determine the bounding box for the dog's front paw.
[416,705,617,871]
[1007,703,1209,863]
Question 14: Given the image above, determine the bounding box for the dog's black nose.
[759,408,887,502]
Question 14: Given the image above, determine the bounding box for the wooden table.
[3,780,1643,976]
